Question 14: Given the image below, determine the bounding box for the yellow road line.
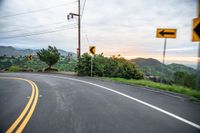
[0,77,39,133]
[16,80,39,133]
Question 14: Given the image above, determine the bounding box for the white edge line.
[50,75,200,130]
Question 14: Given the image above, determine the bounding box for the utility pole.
[78,0,81,58]
[67,0,81,58]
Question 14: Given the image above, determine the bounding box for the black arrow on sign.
[194,22,200,38]
[159,30,175,36]
[90,47,95,54]
[28,55,32,60]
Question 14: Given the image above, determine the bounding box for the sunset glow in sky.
[0,0,199,67]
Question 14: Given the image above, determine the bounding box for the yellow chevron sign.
[27,55,32,61]
[192,18,200,42]
[89,46,96,55]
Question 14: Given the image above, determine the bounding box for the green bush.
[174,71,196,89]
[8,66,22,72]
[76,53,92,76]
[76,53,144,79]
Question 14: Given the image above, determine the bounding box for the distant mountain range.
[0,46,196,78]
[131,58,196,78]
[0,46,76,58]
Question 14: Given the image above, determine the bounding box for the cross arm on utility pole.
[67,0,81,58]
[67,13,80,20]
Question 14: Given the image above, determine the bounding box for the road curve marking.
[0,77,39,133]
[16,80,39,133]
[50,75,200,130]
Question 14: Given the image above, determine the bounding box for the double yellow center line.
[0,77,39,133]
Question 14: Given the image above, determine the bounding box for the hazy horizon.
[0,45,197,69]
[0,0,199,69]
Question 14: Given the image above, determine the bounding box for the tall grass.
[8,66,22,72]
[102,77,200,101]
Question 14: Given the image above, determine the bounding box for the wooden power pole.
[67,0,81,58]
[78,0,81,58]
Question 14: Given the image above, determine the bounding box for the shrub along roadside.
[76,53,144,79]
[102,77,200,101]
[7,65,34,72]
[8,66,22,72]
[174,71,196,89]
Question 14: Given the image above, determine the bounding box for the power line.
[0,23,77,36]
[81,0,87,21]
[0,29,22,34]
[0,25,77,40]
[0,1,77,18]
[0,21,73,33]
[0,27,77,40]
[12,21,66,28]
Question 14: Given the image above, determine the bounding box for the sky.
[0,0,199,68]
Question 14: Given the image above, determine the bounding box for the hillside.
[167,63,196,74]
[131,58,172,77]
[131,58,196,79]
[0,46,76,58]
[131,58,162,67]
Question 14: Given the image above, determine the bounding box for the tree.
[37,46,60,70]
[174,71,186,85]
[174,71,196,89]
[76,53,144,79]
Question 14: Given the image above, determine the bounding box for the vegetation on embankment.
[0,45,77,72]
[1,55,76,73]
[76,53,144,79]
[0,55,76,72]
[102,77,200,101]
[1,46,198,96]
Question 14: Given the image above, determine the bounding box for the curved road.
[0,73,200,133]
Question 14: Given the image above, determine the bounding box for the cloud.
[0,0,198,67]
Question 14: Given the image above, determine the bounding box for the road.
[0,73,200,133]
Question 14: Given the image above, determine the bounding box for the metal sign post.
[91,55,93,77]
[89,46,96,77]
[156,28,177,83]
[161,38,167,83]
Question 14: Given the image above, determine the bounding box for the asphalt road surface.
[0,73,200,133]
